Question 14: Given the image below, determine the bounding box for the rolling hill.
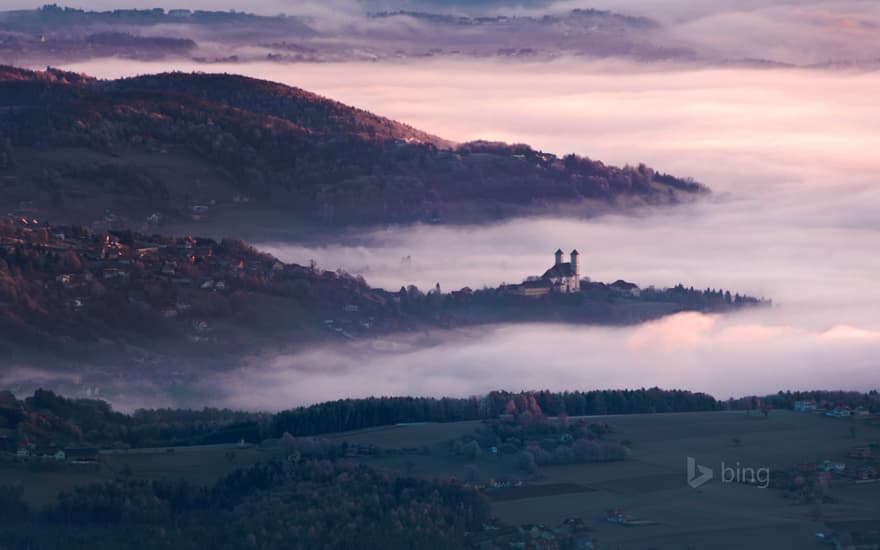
[0,66,707,234]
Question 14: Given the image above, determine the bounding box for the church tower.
[570,249,580,289]
[554,248,564,266]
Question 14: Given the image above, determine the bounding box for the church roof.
[542,263,576,279]
[521,279,553,289]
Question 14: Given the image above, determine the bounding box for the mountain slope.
[0,66,707,232]
[104,72,452,148]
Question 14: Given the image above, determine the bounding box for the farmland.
[335,410,880,549]
[3,409,879,548]
[0,443,276,507]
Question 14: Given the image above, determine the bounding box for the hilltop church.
[542,249,581,292]
[510,248,582,297]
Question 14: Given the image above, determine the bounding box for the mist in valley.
[7,0,880,67]
[30,31,880,411]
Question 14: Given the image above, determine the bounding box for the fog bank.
[36,56,880,410]
[206,313,880,411]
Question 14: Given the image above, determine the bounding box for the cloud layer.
[40,45,880,410]
[201,312,880,411]
[8,0,880,65]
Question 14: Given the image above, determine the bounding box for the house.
[794,400,818,412]
[450,287,473,299]
[513,279,553,298]
[15,447,30,458]
[819,460,846,474]
[825,407,853,417]
[64,448,99,464]
[37,449,65,461]
[609,280,640,297]
[541,249,581,293]
[134,244,160,258]
[55,274,72,286]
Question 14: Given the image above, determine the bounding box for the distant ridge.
[0,66,707,231]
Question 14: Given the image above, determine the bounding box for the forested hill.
[0,216,766,367]
[104,72,452,147]
[0,66,707,232]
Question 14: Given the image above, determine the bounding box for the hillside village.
[0,215,394,354]
[0,217,769,364]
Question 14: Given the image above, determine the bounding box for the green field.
[0,443,277,507]
[3,410,879,549]
[332,410,880,549]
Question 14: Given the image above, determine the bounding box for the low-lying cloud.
[36,53,880,410]
[201,312,880,411]
[9,0,880,66]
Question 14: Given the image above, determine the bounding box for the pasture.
[1,443,275,507]
[341,410,880,549]
[3,409,878,549]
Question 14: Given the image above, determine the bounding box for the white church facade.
[510,248,582,297]
[542,249,580,292]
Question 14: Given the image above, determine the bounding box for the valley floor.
[4,410,879,549]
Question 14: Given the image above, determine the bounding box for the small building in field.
[825,407,852,417]
[794,400,818,412]
[819,460,846,474]
[64,448,99,464]
[609,279,640,297]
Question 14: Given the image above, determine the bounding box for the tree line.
[3,388,720,451]
[0,454,489,549]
